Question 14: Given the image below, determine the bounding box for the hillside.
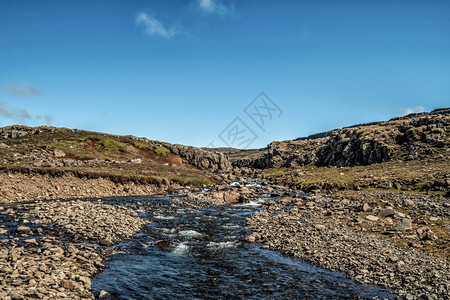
[220,108,450,194]
[0,125,233,202]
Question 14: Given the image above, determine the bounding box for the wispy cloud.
[197,0,228,14]
[7,82,41,97]
[0,101,31,122]
[0,101,53,124]
[136,12,177,38]
[402,106,425,116]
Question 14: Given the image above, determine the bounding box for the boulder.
[223,191,241,204]
[54,149,66,158]
[393,218,412,231]
[416,227,437,240]
[377,208,396,218]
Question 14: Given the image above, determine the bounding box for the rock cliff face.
[162,143,232,173]
[233,108,450,168]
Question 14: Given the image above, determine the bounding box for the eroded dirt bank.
[0,169,179,204]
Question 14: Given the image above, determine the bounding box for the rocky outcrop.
[316,127,394,166]
[233,108,450,168]
[235,138,325,169]
[164,143,232,173]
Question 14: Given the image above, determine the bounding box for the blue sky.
[1,0,449,148]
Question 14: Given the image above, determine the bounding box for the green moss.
[134,141,152,151]
[51,141,94,160]
[96,138,126,153]
[153,145,170,156]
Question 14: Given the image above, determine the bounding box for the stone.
[403,199,414,206]
[377,208,396,218]
[54,149,66,158]
[393,218,412,231]
[388,255,399,263]
[223,191,241,204]
[416,227,437,240]
[9,292,24,300]
[62,279,79,290]
[246,235,256,243]
[99,290,110,299]
[278,196,293,204]
[155,241,172,248]
[24,238,37,244]
[16,226,30,233]
[361,203,370,212]
[365,215,379,222]
[396,212,406,218]
[314,224,326,230]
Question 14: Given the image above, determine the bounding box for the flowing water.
[91,192,397,299]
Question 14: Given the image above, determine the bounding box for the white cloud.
[197,0,227,14]
[0,101,53,125]
[0,101,31,122]
[7,82,41,97]
[135,12,177,38]
[402,106,425,116]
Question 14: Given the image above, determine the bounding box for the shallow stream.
[91,191,396,299]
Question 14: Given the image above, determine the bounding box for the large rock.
[377,208,396,218]
[416,227,437,240]
[16,226,30,233]
[54,149,66,158]
[160,143,232,173]
[223,191,241,204]
[393,218,412,231]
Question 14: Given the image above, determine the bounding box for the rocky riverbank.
[0,199,148,299]
[245,190,449,299]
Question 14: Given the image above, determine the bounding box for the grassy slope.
[0,126,215,187]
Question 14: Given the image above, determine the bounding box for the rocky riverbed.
[0,199,148,299]
[245,190,450,299]
[0,176,448,299]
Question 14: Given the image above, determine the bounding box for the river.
[91,188,396,299]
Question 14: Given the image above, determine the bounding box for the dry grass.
[265,156,449,194]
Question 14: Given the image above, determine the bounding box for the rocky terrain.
[172,179,450,299]
[0,199,148,299]
[245,190,450,299]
